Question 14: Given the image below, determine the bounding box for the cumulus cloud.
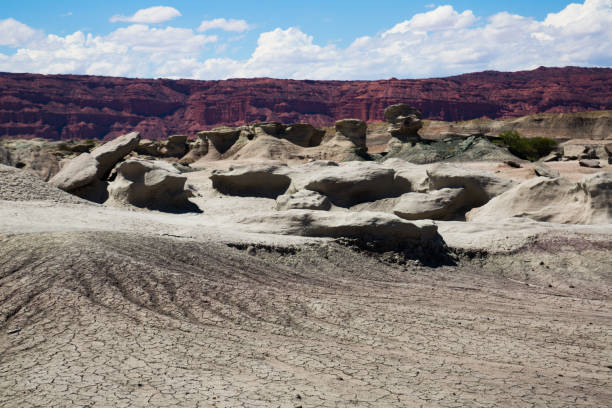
[110,6,181,24]
[0,1,610,80]
[198,18,251,32]
[385,5,476,35]
[0,18,37,46]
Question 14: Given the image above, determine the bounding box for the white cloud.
[0,18,37,46]
[385,5,476,35]
[0,1,610,80]
[110,6,181,24]
[198,18,251,32]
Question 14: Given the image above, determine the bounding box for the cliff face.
[1,66,611,140]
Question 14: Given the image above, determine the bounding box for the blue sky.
[1,0,611,79]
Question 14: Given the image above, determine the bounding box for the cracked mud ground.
[1,231,611,407]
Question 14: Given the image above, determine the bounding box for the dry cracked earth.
[1,229,611,407]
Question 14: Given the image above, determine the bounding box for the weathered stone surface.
[579,159,601,168]
[427,163,516,208]
[237,210,438,245]
[0,146,9,165]
[467,173,612,224]
[563,144,587,159]
[393,188,465,220]
[534,162,560,178]
[276,189,331,211]
[292,161,409,206]
[108,159,194,210]
[197,127,241,159]
[382,158,430,192]
[135,139,161,156]
[90,132,140,178]
[3,145,60,181]
[179,138,209,164]
[48,153,98,191]
[282,124,325,147]
[333,119,367,149]
[210,165,292,197]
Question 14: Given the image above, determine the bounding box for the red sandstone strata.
[0,66,610,140]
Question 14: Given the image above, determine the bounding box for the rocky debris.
[563,144,589,160]
[533,162,560,178]
[539,151,562,162]
[427,163,516,208]
[385,135,518,164]
[0,164,90,204]
[2,144,60,181]
[49,153,99,191]
[393,188,465,221]
[467,172,612,224]
[90,132,140,178]
[504,160,522,168]
[210,165,292,197]
[384,104,423,142]
[331,119,367,150]
[107,159,194,210]
[276,190,331,211]
[290,161,409,206]
[237,210,439,246]
[579,159,601,168]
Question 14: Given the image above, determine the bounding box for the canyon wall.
[0,66,610,140]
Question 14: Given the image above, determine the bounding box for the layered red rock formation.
[1,66,610,140]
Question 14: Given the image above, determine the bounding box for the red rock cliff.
[0,66,610,140]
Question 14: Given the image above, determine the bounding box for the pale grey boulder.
[276,189,331,211]
[332,119,367,150]
[579,159,601,168]
[291,161,409,206]
[393,188,465,220]
[210,164,292,197]
[237,210,438,245]
[48,153,98,191]
[427,163,516,209]
[533,162,560,178]
[91,132,140,178]
[108,159,194,210]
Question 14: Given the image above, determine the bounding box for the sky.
[0,0,611,80]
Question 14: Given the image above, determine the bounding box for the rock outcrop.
[3,67,609,140]
[393,188,465,221]
[384,104,423,142]
[276,190,331,211]
[237,210,439,246]
[107,159,194,210]
[533,162,560,178]
[467,173,612,224]
[427,164,516,208]
[210,165,292,197]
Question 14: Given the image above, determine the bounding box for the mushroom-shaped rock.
[393,188,465,220]
[237,210,438,247]
[282,124,325,147]
[291,161,410,206]
[253,122,284,137]
[332,119,367,150]
[197,127,241,159]
[135,139,161,156]
[49,153,98,191]
[533,162,560,178]
[427,163,516,209]
[107,159,194,210]
[159,135,188,157]
[467,173,612,225]
[384,104,423,141]
[210,164,292,197]
[90,132,140,178]
[179,137,209,164]
[563,144,587,160]
[276,189,331,211]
